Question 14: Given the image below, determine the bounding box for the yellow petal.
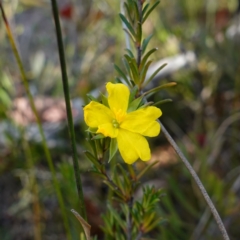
[97,123,118,138]
[117,129,151,164]
[106,82,130,113]
[120,106,162,137]
[83,101,114,128]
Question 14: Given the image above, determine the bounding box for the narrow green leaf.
[128,84,139,103]
[109,138,118,163]
[103,180,118,191]
[143,63,167,87]
[85,127,97,133]
[142,34,153,55]
[128,96,143,112]
[92,134,105,140]
[122,57,131,75]
[119,13,136,38]
[130,79,135,86]
[108,205,126,230]
[123,28,136,44]
[101,215,114,235]
[127,0,135,13]
[142,1,160,23]
[86,133,97,157]
[124,64,135,83]
[103,181,125,200]
[135,201,144,213]
[153,99,172,106]
[133,1,140,21]
[129,62,139,83]
[111,196,126,204]
[86,94,98,102]
[95,139,103,160]
[142,212,156,229]
[131,209,141,226]
[144,217,165,233]
[140,60,153,84]
[138,102,154,109]
[101,92,109,107]
[142,3,150,18]
[90,170,107,180]
[121,204,129,216]
[124,2,132,23]
[84,151,102,169]
[117,164,131,188]
[125,48,135,58]
[136,161,158,180]
[103,137,111,151]
[140,48,158,71]
[113,167,126,194]
[115,77,122,83]
[114,64,131,86]
[143,82,177,98]
[127,164,136,180]
[124,54,139,83]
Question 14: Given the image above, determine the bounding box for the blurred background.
[0,0,240,239]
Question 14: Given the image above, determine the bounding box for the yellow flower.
[83,82,162,164]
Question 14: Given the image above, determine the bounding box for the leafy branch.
[119,0,230,239]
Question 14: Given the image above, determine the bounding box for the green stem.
[0,3,71,240]
[50,0,87,220]
[136,0,143,68]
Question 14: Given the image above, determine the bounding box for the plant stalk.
[50,0,87,220]
[136,0,143,67]
[126,197,133,240]
[160,122,230,240]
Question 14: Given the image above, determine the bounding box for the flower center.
[112,119,119,128]
[113,108,126,123]
[111,108,126,128]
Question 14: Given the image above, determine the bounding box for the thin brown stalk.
[160,122,230,240]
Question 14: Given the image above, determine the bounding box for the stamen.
[114,109,126,123]
[112,119,119,128]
